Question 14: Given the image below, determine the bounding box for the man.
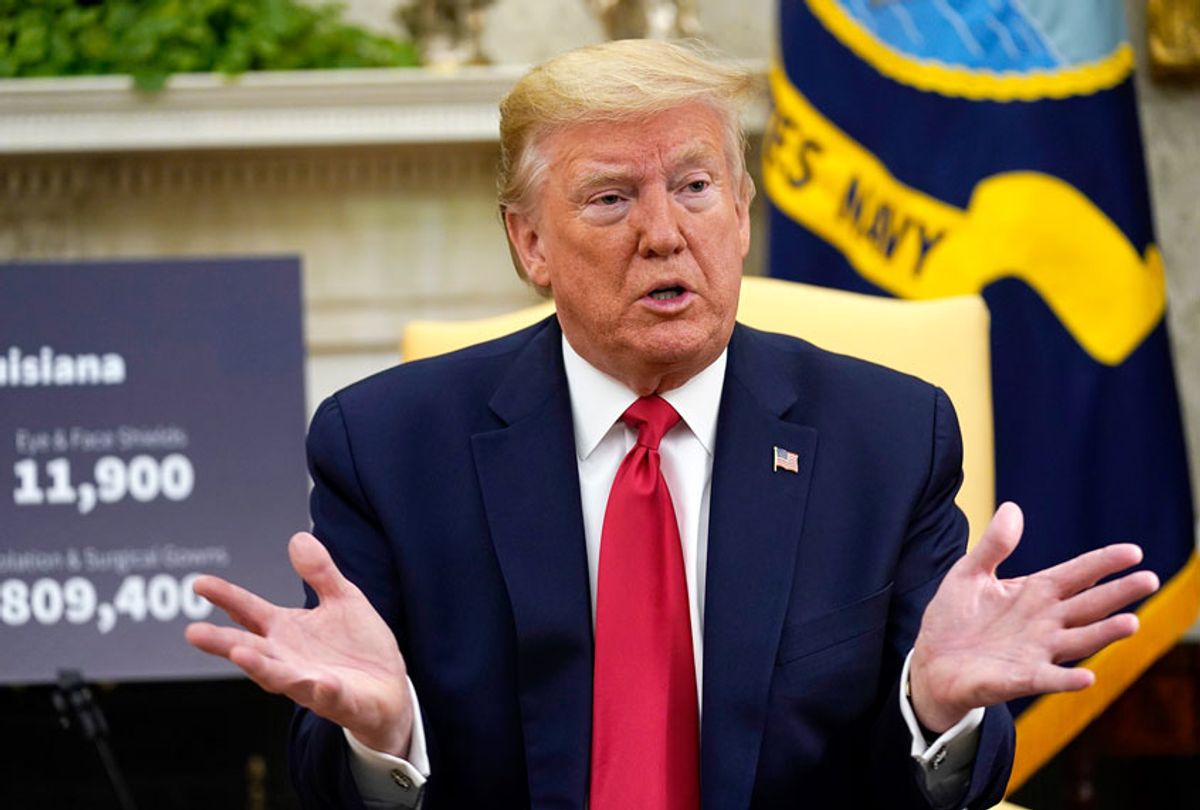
[186,40,1158,809]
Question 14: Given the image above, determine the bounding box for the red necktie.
[590,396,700,810]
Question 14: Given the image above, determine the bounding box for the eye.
[594,193,624,206]
[686,179,710,193]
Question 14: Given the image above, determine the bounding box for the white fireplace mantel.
[0,62,769,154]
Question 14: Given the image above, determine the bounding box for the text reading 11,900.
[13,454,195,515]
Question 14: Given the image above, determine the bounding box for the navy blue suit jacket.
[288,317,1014,809]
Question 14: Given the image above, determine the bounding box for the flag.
[764,0,1197,790]
[774,446,800,473]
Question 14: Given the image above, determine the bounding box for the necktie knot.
[621,396,681,451]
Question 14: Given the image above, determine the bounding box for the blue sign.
[0,257,309,684]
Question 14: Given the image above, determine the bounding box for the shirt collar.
[561,334,727,460]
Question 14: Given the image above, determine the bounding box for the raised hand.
[909,502,1160,733]
[185,532,414,757]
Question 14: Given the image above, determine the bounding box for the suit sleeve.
[288,395,417,810]
[866,387,1015,810]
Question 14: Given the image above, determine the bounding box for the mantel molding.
[0,61,769,155]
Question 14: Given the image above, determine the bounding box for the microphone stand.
[52,669,138,810]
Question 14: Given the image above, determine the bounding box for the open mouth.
[648,286,686,301]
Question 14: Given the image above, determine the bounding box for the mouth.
[639,283,694,312]
[648,285,687,301]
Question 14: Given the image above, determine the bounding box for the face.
[505,102,751,394]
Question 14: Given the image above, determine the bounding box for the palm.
[909,503,1159,732]
[185,532,413,756]
[249,584,406,726]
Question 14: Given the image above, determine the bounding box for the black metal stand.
[52,669,138,810]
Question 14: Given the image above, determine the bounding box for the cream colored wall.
[340,0,775,64]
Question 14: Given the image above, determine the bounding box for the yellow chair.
[402,275,995,547]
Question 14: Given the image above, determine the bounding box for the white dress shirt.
[346,334,983,808]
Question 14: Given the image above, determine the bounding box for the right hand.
[185,532,414,757]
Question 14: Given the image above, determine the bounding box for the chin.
[633,328,721,368]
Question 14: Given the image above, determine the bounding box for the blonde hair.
[498,39,759,232]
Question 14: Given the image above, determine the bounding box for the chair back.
[402,276,995,546]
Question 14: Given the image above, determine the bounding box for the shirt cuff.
[898,649,984,768]
[343,676,429,808]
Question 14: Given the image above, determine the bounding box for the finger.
[1037,543,1145,599]
[985,662,1095,702]
[229,645,341,712]
[1060,570,1159,628]
[1052,613,1140,663]
[1026,663,1095,696]
[965,502,1024,575]
[288,532,349,602]
[191,574,278,634]
[185,622,272,659]
[228,645,305,696]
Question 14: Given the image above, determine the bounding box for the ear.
[504,208,551,290]
[736,188,752,260]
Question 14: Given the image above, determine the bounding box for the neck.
[575,346,723,397]
[623,368,700,397]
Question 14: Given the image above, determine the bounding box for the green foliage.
[0,0,420,91]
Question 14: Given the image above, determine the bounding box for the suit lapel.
[471,318,593,810]
[701,325,818,810]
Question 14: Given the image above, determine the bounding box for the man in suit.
[186,40,1158,809]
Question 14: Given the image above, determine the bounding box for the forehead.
[540,103,731,182]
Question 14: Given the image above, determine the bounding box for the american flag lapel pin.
[773,446,799,474]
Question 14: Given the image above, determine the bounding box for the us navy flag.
[764,0,1196,788]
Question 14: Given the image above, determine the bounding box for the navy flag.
[764,0,1196,789]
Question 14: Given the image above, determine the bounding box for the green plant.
[0,0,421,91]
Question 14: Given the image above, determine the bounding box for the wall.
[340,0,775,64]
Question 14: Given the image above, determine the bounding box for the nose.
[634,187,686,258]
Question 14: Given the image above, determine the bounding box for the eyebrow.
[574,168,641,194]
[571,144,726,196]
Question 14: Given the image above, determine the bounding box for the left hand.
[909,502,1160,733]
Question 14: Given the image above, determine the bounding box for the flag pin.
[773,446,799,473]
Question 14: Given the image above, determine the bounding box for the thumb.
[965,501,1024,576]
[289,532,349,601]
